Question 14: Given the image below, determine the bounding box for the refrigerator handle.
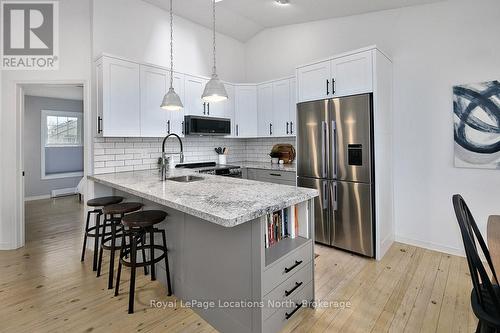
[333,182,338,211]
[321,121,328,178]
[322,181,328,209]
[331,120,337,178]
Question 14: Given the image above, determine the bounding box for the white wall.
[93,0,246,82]
[0,0,92,249]
[24,96,84,198]
[245,0,500,255]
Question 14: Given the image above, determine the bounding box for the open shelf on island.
[265,236,309,267]
[264,201,310,267]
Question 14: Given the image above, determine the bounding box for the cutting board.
[271,144,296,164]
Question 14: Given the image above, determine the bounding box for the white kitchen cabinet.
[296,49,374,103]
[168,72,186,136]
[224,84,236,135]
[205,82,232,118]
[140,65,168,137]
[234,85,257,137]
[257,83,273,137]
[296,60,331,103]
[331,51,373,97]
[184,74,208,117]
[289,78,297,136]
[96,56,140,137]
[272,79,291,137]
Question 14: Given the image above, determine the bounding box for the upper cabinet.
[234,85,258,137]
[331,51,373,97]
[257,83,273,137]
[184,74,208,117]
[96,57,140,137]
[296,49,373,103]
[168,71,186,136]
[289,78,296,136]
[296,61,331,103]
[272,79,291,137]
[140,65,168,137]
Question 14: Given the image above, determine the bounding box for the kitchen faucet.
[159,133,184,180]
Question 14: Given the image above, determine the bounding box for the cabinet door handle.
[269,123,273,135]
[97,116,102,134]
[203,102,206,115]
[167,120,171,134]
[236,124,239,136]
[285,303,303,320]
[332,78,336,95]
[207,103,210,115]
[181,121,184,135]
[290,121,293,135]
[326,79,330,95]
[284,260,303,273]
[285,281,303,297]
[286,122,289,135]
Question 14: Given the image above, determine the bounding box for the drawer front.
[262,281,313,333]
[263,240,313,295]
[254,169,296,182]
[263,260,313,320]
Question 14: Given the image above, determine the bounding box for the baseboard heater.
[51,187,77,198]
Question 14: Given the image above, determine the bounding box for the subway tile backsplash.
[93,136,295,174]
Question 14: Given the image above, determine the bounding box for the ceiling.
[143,0,445,42]
[23,85,84,101]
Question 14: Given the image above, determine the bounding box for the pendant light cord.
[212,0,216,75]
[170,0,174,89]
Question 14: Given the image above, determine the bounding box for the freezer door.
[297,177,330,245]
[330,94,373,183]
[297,100,330,179]
[331,180,374,257]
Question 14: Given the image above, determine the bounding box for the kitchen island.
[89,169,318,333]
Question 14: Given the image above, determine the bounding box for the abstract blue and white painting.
[454,80,500,169]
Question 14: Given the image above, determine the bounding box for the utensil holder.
[218,154,227,165]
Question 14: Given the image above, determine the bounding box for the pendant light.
[202,0,228,103]
[161,0,183,111]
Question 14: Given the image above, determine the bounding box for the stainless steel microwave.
[184,116,231,136]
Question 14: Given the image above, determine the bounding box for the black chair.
[81,196,124,271]
[96,202,146,289]
[452,194,500,333]
[114,210,172,314]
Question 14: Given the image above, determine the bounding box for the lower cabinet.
[244,168,296,186]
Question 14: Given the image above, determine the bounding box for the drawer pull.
[284,260,303,273]
[285,281,303,297]
[269,173,282,177]
[285,302,303,320]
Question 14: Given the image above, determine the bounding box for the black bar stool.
[114,210,172,314]
[97,202,145,289]
[81,196,124,271]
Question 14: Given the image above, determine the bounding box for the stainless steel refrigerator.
[297,94,375,257]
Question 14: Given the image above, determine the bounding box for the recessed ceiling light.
[275,0,290,5]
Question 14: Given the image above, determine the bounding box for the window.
[41,110,84,180]
[42,110,83,147]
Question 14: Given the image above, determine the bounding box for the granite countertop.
[89,169,317,228]
[236,161,297,172]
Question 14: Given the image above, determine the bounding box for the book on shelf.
[265,205,301,248]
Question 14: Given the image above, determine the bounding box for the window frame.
[40,110,84,180]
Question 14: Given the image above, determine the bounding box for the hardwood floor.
[0,197,476,332]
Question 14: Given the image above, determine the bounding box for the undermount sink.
[166,175,204,183]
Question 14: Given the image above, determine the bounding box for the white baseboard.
[377,234,394,261]
[395,235,465,257]
[0,242,16,250]
[25,194,51,201]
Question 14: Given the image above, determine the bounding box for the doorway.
[20,83,87,243]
